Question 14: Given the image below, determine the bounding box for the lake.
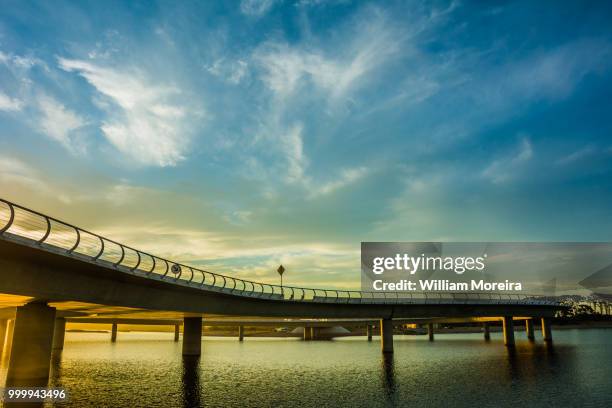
[1,329,611,407]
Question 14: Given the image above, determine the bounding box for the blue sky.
[1,0,612,289]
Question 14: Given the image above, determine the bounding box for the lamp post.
[277,265,285,289]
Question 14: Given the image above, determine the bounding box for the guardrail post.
[182,317,203,356]
[6,302,56,387]
[380,318,394,353]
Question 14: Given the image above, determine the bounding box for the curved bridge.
[0,198,560,318]
[0,198,564,386]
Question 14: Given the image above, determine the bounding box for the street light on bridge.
[277,264,285,288]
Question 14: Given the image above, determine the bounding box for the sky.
[1,0,612,290]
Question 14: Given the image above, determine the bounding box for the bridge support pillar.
[111,322,118,343]
[483,322,490,341]
[52,318,66,350]
[0,319,7,358]
[502,316,515,347]
[182,317,202,356]
[238,326,244,342]
[366,325,373,341]
[6,302,56,387]
[174,324,180,342]
[2,319,15,360]
[541,317,552,343]
[303,326,312,341]
[427,323,434,341]
[380,318,393,354]
[525,319,535,341]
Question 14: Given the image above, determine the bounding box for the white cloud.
[37,94,87,152]
[0,92,23,111]
[281,123,308,183]
[58,58,199,167]
[482,137,533,184]
[556,145,596,166]
[253,9,401,102]
[309,166,368,198]
[240,0,280,16]
[206,58,248,84]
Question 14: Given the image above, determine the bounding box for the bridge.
[0,198,564,387]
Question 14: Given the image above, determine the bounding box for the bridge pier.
[6,302,56,387]
[502,316,515,347]
[0,319,7,357]
[174,324,180,342]
[2,319,15,361]
[366,324,373,341]
[303,326,312,340]
[380,318,393,353]
[525,319,535,341]
[541,317,552,343]
[483,322,490,340]
[182,317,202,356]
[427,323,434,341]
[52,317,66,350]
[238,325,244,341]
[111,322,118,342]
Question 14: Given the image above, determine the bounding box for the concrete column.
[366,324,373,341]
[303,326,312,340]
[6,302,56,387]
[174,324,180,342]
[502,316,515,347]
[111,322,118,343]
[52,318,66,350]
[427,323,434,341]
[0,319,7,358]
[238,325,244,342]
[541,317,552,343]
[182,317,203,356]
[380,318,394,354]
[2,319,15,360]
[483,322,490,341]
[525,319,535,341]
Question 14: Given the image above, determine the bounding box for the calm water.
[1,329,611,407]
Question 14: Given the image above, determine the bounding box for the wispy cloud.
[482,137,533,184]
[58,58,201,167]
[240,0,280,16]
[308,166,369,198]
[556,145,596,166]
[205,58,249,84]
[37,94,87,153]
[254,10,401,103]
[0,92,23,112]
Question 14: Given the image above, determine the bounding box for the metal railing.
[0,198,559,306]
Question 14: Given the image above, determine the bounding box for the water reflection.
[381,353,398,406]
[181,356,201,408]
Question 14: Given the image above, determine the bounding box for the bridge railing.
[0,198,559,306]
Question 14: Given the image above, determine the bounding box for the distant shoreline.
[66,321,612,337]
